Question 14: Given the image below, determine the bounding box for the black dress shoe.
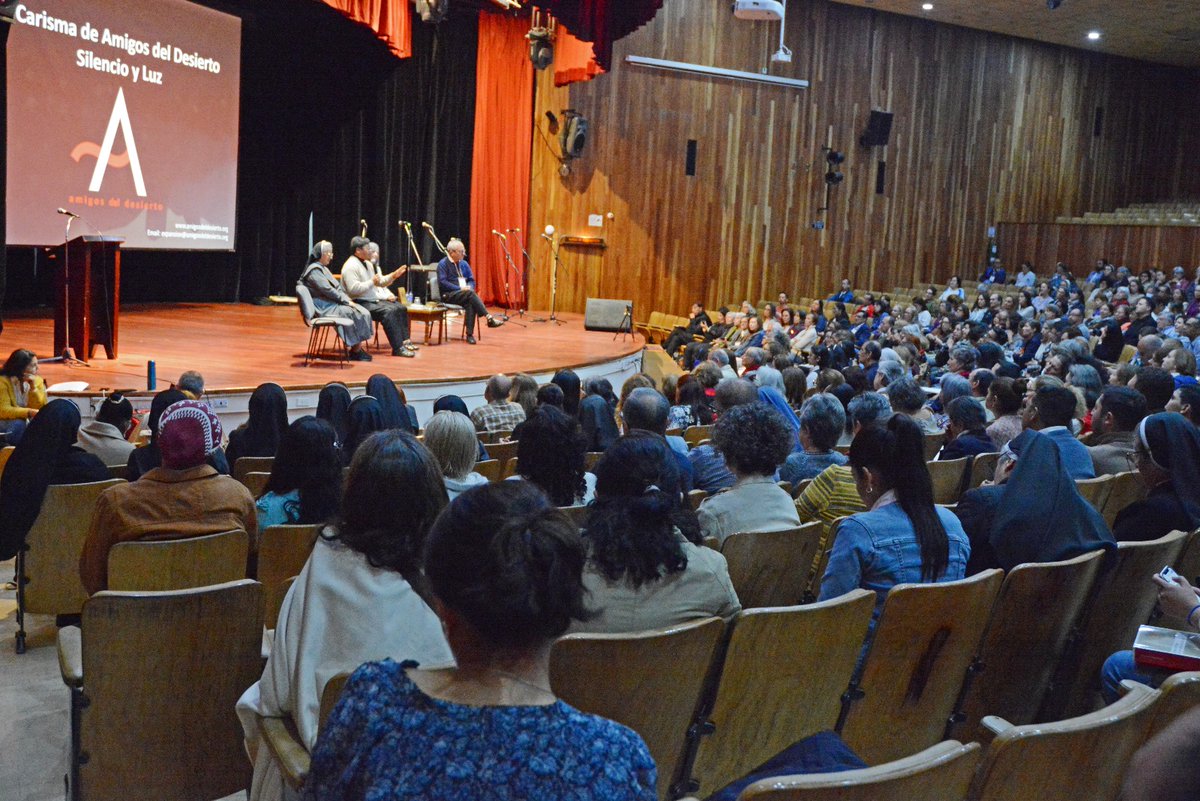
[349,349,372,361]
[486,317,504,328]
[466,335,477,345]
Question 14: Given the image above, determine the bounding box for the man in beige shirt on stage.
[340,236,417,358]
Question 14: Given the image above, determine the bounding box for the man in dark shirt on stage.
[436,238,502,344]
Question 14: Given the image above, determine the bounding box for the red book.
[1133,625,1200,672]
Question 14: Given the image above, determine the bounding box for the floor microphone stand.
[401,221,414,301]
[403,223,426,303]
[543,233,566,326]
[512,229,545,323]
[494,233,527,326]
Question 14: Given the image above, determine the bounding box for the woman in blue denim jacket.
[817,413,970,629]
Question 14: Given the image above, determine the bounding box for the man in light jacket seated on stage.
[75,393,136,467]
[340,237,416,358]
[436,238,503,344]
[79,400,256,595]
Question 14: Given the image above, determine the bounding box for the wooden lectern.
[55,235,123,360]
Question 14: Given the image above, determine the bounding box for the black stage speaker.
[584,298,633,332]
[860,110,894,147]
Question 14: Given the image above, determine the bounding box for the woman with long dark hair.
[818,414,969,625]
[0,348,46,444]
[667,376,715,430]
[579,377,620,452]
[255,417,343,530]
[514,405,594,506]
[344,396,386,458]
[226,383,289,465]
[575,433,740,633]
[238,430,454,801]
[0,399,108,559]
[551,369,582,418]
[315,383,352,445]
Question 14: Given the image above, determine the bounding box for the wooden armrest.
[981,715,1015,736]
[258,715,310,791]
[58,626,84,688]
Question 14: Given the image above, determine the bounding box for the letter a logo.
[88,88,147,197]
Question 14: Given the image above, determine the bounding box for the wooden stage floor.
[0,303,644,394]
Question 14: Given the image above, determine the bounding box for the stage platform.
[0,303,646,427]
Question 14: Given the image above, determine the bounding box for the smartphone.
[1159,565,1181,582]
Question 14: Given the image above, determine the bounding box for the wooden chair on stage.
[295,285,350,366]
[58,580,264,801]
[16,479,126,654]
[550,617,726,800]
[107,530,250,592]
[428,276,481,342]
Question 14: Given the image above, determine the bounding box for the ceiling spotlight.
[1087,30,1102,40]
[825,171,844,186]
[921,3,933,9]
[825,149,845,165]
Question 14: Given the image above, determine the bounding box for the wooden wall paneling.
[528,0,1200,318]
[997,223,1200,273]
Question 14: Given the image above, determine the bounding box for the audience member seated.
[0,348,46,445]
[828,278,855,304]
[984,377,1023,450]
[886,377,941,433]
[0,399,109,561]
[698,403,800,545]
[1088,387,1147,475]
[668,376,716,431]
[1100,570,1200,703]
[939,397,995,460]
[238,430,454,801]
[1132,366,1176,414]
[1167,385,1200,426]
[75,393,136,467]
[315,382,352,445]
[1122,707,1200,801]
[818,414,970,632]
[573,434,740,633]
[579,377,621,452]
[513,405,596,506]
[1164,348,1199,390]
[255,417,342,530]
[621,387,694,492]
[931,373,971,429]
[80,400,256,595]
[226,382,289,466]
[796,392,892,530]
[176,369,206,399]
[688,378,761,493]
[508,373,539,422]
[1112,413,1200,542]
[367,374,419,433]
[127,389,230,481]
[424,410,489,500]
[551,369,582,418]
[344,395,387,458]
[956,430,1113,574]
[1021,385,1095,478]
[662,302,711,357]
[780,394,848,488]
[302,480,656,800]
[470,374,527,435]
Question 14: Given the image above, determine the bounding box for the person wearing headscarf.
[343,396,387,458]
[579,377,620,452]
[366,374,417,434]
[551,369,582,418]
[315,383,352,445]
[956,429,1114,573]
[298,240,375,362]
[0,399,108,560]
[80,400,257,594]
[1113,413,1200,542]
[126,389,230,481]
[757,386,802,452]
[226,383,289,466]
[434,395,487,461]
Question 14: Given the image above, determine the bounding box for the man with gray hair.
[436,237,503,344]
[874,360,907,392]
[341,237,416,358]
[469,373,525,433]
[708,348,738,382]
[741,347,768,380]
[622,387,694,491]
[177,370,205,399]
[796,392,894,529]
[688,378,761,493]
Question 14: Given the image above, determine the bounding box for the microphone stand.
[403,222,426,303]
[511,229,545,323]
[543,233,566,326]
[493,232,526,326]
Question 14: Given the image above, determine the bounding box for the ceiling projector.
[733,0,784,21]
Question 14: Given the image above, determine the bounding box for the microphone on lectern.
[57,207,80,218]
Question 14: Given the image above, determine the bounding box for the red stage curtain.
[321,0,412,59]
[532,0,664,69]
[555,27,606,87]
[470,14,534,307]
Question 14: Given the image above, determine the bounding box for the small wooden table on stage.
[406,303,447,345]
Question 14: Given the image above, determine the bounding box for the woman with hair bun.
[574,432,740,634]
[302,480,657,801]
[818,413,969,629]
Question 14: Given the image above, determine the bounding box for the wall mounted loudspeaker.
[560,111,589,159]
[584,298,633,332]
[860,110,894,147]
